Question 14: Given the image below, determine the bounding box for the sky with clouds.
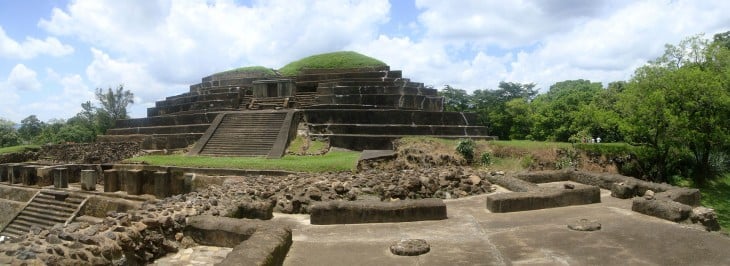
[0,0,728,122]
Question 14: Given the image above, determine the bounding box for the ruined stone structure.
[98,65,493,157]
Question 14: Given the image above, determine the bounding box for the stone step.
[113,112,219,128]
[5,224,28,235]
[157,92,241,107]
[302,110,473,126]
[197,112,290,157]
[25,204,76,215]
[14,215,60,228]
[1,227,23,238]
[308,124,489,136]
[19,207,71,221]
[106,124,211,135]
[31,197,81,210]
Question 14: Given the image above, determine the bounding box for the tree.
[18,115,44,142]
[93,85,134,135]
[439,85,471,112]
[619,34,730,184]
[529,79,603,141]
[472,81,537,139]
[0,118,21,147]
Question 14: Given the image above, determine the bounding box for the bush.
[456,139,476,163]
[479,152,492,166]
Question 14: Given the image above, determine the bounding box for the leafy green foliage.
[0,118,21,148]
[479,152,492,166]
[619,34,730,183]
[472,82,537,140]
[439,85,471,112]
[125,151,360,173]
[456,138,476,163]
[18,115,43,142]
[529,79,603,142]
[279,51,387,76]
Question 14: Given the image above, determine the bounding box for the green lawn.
[124,151,360,173]
[0,145,40,155]
[489,140,573,150]
[699,174,730,233]
[279,51,387,76]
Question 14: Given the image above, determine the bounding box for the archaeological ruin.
[0,52,729,265]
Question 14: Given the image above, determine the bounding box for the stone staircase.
[192,111,294,157]
[0,190,86,239]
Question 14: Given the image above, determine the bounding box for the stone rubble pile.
[0,166,497,264]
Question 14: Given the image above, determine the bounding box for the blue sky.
[0,0,728,123]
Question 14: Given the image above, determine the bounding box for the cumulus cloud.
[6,64,41,91]
[0,26,73,59]
[39,0,390,84]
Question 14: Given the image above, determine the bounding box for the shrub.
[479,152,492,166]
[456,138,476,163]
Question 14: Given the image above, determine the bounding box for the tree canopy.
[437,32,730,184]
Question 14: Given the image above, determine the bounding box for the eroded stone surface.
[389,239,430,256]
[567,219,602,231]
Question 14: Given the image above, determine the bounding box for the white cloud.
[39,0,390,84]
[0,26,73,59]
[7,64,41,91]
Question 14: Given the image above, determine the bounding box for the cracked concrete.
[280,185,730,265]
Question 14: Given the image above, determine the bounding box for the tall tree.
[529,79,603,141]
[95,85,134,134]
[439,85,471,112]
[96,85,134,121]
[18,115,44,142]
[0,118,20,147]
[620,34,730,184]
[472,81,537,139]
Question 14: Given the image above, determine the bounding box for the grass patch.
[0,145,40,154]
[124,151,360,173]
[488,140,572,150]
[697,174,730,233]
[279,51,387,76]
[214,66,277,77]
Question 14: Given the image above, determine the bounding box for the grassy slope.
[279,51,387,76]
[125,151,360,173]
[698,174,730,233]
[215,66,277,77]
[0,145,40,154]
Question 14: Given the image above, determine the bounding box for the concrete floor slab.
[282,188,730,265]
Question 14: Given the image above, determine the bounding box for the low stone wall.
[504,170,717,231]
[0,151,39,164]
[0,185,36,202]
[218,226,292,266]
[309,199,447,225]
[0,199,24,230]
[184,216,292,266]
[486,185,600,213]
[78,196,142,218]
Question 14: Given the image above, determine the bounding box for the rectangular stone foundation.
[309,199,447,225]
[486,185,600,213]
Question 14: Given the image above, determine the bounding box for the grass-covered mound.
[279,51,387,76]
[213,66,278,78]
